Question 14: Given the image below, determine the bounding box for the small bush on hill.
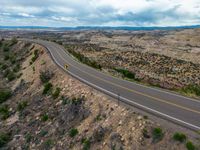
[66,47,102,70]
[10,37,18,46]
[52,87,61,99]
[0,105,10,120]
[43,139,54,149]
[40,70,53,83]
[42,82,53,94]
[17,101,28,112]
[0,132,11,147]
[82,138,91,150]
[152,128,164,142]
[173,132,186,142]
[41,114,49,122]
[3,45,9,52]
[31,49,39,63]
[7,71,16,81]
[13,64,20,72]
[69,128,78,137]
[181,84,200,96]
[0,64,8,71]
[4,53,9,61]
[186,141,196,150]
[114,68,135,79]
[0,89,12,104]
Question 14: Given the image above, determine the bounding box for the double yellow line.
[53,44,200,115]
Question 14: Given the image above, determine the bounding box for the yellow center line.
[53,45,200,115]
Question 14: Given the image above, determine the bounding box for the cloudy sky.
[0,0,200,27]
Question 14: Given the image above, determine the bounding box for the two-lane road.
[25,39,200,131]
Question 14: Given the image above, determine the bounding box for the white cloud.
[0,0,200,26]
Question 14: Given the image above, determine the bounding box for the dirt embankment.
[0,39,199,149]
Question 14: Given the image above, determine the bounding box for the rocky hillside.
[0,39,199,149]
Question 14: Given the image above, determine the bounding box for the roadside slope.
[0,39,199,149]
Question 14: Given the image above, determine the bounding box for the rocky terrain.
[56,28,200,97]
[0,39,200,149]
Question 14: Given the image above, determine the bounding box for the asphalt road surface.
[24,39,200,131]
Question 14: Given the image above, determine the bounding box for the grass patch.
[52,87,61,99]
[0,89,12,104]
[69,128,78,137]
[173,132,187,142]
[0,132,11,147]
[0,105,10,120]
[42,82,53,95]
[152,128,164,142]
[17,101,28,112]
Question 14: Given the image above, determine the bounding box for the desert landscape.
[0,29,200,149]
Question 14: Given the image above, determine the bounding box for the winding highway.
[25,39,200,131]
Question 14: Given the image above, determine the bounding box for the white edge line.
[45,44,200,131]
[53,42,200,104]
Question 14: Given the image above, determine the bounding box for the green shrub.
[186,141,195,150]
[69,128,78,137]
[13,64,20,72]
[0,132,11,147]
[82,138,91,150]
[61,96,70,105]
[9,55,16,64]
[3,69,10,78]
[0,105,10,120]
[182,84,200,96]
[4,53,10,61]
[17,101,28,112]
[43,139,54,149]
[66,47,102,70]
[52,87,61,99]
[40,70,53,83]
[10,37,18,46]
[142,128,150,138]
[114,68,135,79]
[7,71,16,81]
[41,114,49,122]
[152,128,164,142]
[39,130,48,137]
[42,82,52,94]
[25,133,32,143]
[173,132,186,142]
[0,89,12,104]
[3,45,9,52]
[31,49,39,63]
[0,64,8,70]
[95,114,102,121]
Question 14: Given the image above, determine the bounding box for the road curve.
[24,39,200,131]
